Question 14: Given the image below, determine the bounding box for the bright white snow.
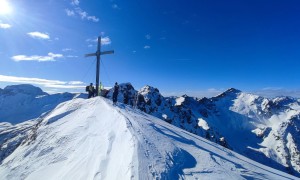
[198,118,210,130]
[0,97,297,180]
[175,97,185,106]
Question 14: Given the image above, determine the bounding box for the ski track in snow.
[0,97,298,179]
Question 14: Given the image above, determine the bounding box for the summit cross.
[85,36,114,96]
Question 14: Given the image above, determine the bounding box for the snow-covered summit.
[215,88,242,99]
[2,84,47,96]
[0,84,76,124]
[0,97,297,179]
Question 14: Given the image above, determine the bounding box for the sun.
[0,0,12,15]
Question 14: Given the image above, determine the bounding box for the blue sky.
[1,0,300,97]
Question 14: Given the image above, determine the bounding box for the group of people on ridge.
[86,82,119,105]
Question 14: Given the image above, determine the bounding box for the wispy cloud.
[112,4,120,9]
[66,55,78,58]
[86,36,112,46]
[145,34,151,40]
[11,53,63,62]
[62,48,73,52]
[0,23,11,29]
[65,9,75,16]
[144,45,151,49]
[101,36,111,45]
[68,81,84,85]
[0,75,85,91]
[75,7,99,22]
[87,16,99,22]
[27,32,50,40]
[65,1,99,22]
[71,0,80,6]
[0,75,65,86]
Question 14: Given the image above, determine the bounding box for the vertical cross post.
[95,37,101,96]
[85,36,114,96]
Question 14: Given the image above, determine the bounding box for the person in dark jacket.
[88,83,95,99]
[112,82,119,105]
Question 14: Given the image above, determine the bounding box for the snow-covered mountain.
[0,84,76,124]
[0,96,297,179]
[106,83,300,177]
[0,84,299,179]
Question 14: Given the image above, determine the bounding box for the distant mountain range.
[0,84,299,177]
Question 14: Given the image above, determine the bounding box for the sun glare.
[0,0,12,15]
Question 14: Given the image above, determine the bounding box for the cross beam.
[85,36,114,96]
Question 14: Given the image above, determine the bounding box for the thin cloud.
[86,36,112,45]
[75,8,99,22]
[0,75,65,86]
[27,32,50,40]
[76,7,87,19]
[0,23,11,29]
[11,53,63,62]
[65,2,99,22]
[144,45,151,49]
[101,36,111,45]
[71,0,80,6]
[44,84,85,89]
[112,4,120,9]
[69,81,84,85]
[62,48,73,52]
[0,75,85,90]
[145,34,151,40]
[66,55,79,58]
[87,16,99,22]
[65,9,75,16]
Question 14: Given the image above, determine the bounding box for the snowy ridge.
[105,84,300,177]
[1,84,300,178]
[0,97,297,179]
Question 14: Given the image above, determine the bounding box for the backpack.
[85,86,89,92]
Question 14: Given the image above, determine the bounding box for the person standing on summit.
[87,83,95,99]
[112,82,119,105]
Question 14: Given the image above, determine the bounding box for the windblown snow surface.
[0,97,297,179]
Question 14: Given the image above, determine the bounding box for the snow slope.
[0,97,298,179]
[0,84,76,124]
[106,84,300,177]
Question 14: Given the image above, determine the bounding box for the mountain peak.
[3,84,48,96]
[225,88,242,94]
[139,85,160,95]
[215,88,241,98]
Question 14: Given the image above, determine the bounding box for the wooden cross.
[85,36,114,96]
